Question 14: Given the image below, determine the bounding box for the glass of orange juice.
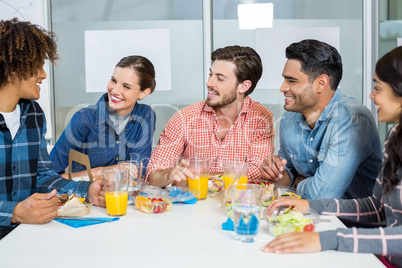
[103,167,129,216]
[222,162,249,191]
[186,158,209,200]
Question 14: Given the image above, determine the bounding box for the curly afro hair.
[0,18,59,88]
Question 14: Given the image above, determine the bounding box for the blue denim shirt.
[50,94,155,174]
[279,90,382,199]
[0,100,90,230]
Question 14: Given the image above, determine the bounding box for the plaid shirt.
[146,97,274,180]
[0,100,91,230]
[311,125,402,267]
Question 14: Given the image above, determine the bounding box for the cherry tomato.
[154,204,164,213]
[303,224,315,232]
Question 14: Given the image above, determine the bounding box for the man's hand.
[11,189,58,224]
[260,154,290,186]
[260,231,321,254]
[167,159,194,185]
[148,159,195,187]
[88,178,104,207]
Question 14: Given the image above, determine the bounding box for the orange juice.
[105,191,128,216]
[223,175,248,190]
[188,175,209,200]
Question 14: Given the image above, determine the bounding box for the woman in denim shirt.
[50,56,156,179]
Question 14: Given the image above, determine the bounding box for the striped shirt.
[146,97,275,180]
[0,99,91,230]
[310,125,402,267]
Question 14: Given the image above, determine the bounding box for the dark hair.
[285,39,343,90]
[116,55,156,94]
[0,18,59,88]
[211,45,262,96]
[376,46,402,194]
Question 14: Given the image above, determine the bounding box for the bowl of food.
[134,194,174,214]
[57,193,93,217]
[264,207,319,236]
[208,175,224,193]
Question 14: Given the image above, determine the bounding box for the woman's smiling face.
[107,66,149,116]
[370,72,402,123]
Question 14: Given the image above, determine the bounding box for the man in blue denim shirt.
[260,39,382,199]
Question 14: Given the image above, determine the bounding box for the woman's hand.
[261,232,321,254]
[264,198,310,216]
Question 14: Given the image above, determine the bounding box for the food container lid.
[165,186,200,202]
[140,185,166,195]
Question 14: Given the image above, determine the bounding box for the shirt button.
[310,138,314,141]
[116,157,119,161]
[309,159,313,163]
[116,140,120,144]
[13,166,16,170]
[13,192,16,196]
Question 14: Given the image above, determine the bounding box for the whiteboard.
[84,29,172,93]
[0,0,53,139]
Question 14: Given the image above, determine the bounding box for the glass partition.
[51,0,203,146]
[212,0,366,150]
[51,0,374,151]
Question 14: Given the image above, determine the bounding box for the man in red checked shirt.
[146,45,275,187]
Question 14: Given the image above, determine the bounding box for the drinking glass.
[231,183,263,243]
[103,167,129,216]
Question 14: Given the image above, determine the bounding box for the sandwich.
[57,194,90,217]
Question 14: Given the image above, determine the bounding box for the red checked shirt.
[146,97,275,180]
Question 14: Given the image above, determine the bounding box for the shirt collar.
[317,89,345,122]
[96,93,108,125]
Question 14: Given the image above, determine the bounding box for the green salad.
[268,209,314,236]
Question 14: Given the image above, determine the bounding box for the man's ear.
[138,88,151,100]
[315,74,330,93]
[238,80,252,94]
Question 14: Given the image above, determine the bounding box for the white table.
[0,197,384,268]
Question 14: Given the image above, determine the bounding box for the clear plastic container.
[165,186,200,202]
[264,207,319,236]
[57,193,93,218]
[134,194,174,214]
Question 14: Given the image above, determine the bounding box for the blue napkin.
[222,218,234,231]
[169,188,198,204]
[54,217,119,228]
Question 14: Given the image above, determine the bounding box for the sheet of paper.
[398,37,402,46]
[84,29,172,92]
[256,27,340,90]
